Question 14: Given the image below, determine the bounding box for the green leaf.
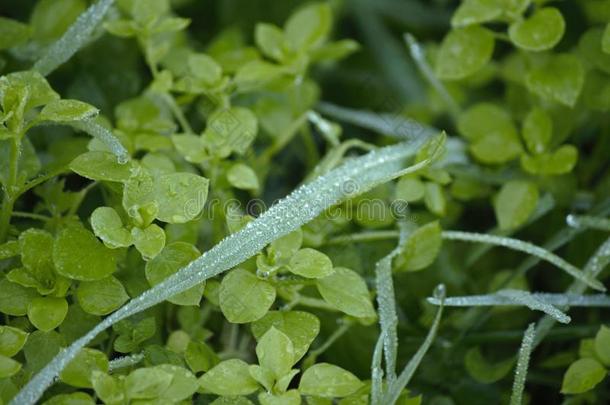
[494,180,539,230]
[234,60,287,92]
[91,372,123,404]
[90,207,133,248]
[145,242,203,306]
[42,392,95,405]
[185,340,220,373]
[464,347,515,384]
[284,2,332,51]
[23,330,64,373]
[18,229,56,294]
[0,240,19,260]
[227,163,260,191]
[38,99,99,122]
[395,221,442,272]
[594,325,610,366]
[508,8,565,51]
[219,268,276,323]
[520,145,578,175]
[30,0,86,42]
[76,276,129,316]
[0,326,28,357]
[104,19,137,37]
[0,278,37,316]
[124,367,173,399]
[199,359,259,396]
[395,176,425,202]
[27,297,69,332]
[316,267,376,318]
[0,354,21,378]
[154,172,209,223]
[59,348,108,388]
[522,107,552,154]
[70,151,134,182]
[578,28,610,75]
[132,224,166,260]
[561,358,607,394]
[525,53,585,107]
[255,23,288,62]
[288,248,334,278]
[0,17,31,50]
[203,107,258,156]
[457,103,522,164]
[156,364,199,402]
[256,327,295,380]
[259,390,301,405]
[423,182,447,217]
[53,225,116,281]
[436,25,495,80]
[251,310,320,361]
[268,229,303,264]
[171,134,207,163]
[310,39,360,62]
[299,363,363,398]
[451,0,502,27]
[187,53,223,86]
[211,397,254,405]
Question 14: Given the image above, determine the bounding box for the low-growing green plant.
[0,0,609,404]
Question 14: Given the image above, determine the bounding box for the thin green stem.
[0,138,20,243]
[305,321,351,363]
[11,212,52,222]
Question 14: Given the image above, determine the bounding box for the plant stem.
[306,321,351,362]
[0,138,20,243]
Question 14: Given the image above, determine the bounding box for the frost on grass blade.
[12,134,444,405]
[442,231,605,291]
[34,0,115,76]
[68,120,129,163]
[380,284,446,405]
[511,323,536,405]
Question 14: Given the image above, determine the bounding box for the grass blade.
[511,323,536,405]
[442,231,605,292]
[497,290,571,324]
[34,0,114,76]
[382,284,446,404]
[12,134,443,405]
[66,120,129,162]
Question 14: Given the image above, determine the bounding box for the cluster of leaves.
[0,0,609,404]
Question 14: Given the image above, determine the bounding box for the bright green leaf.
[154,172,209,223]
[227,163,260,191]
[251,310,320,361]
[70,151,134,182]
[59,348,108,388]
[90,207,133,248]
[522,107,552,154]
[0,278,37,316]
[124,367,173,399]
[199,359,259,396]
[525,53,585,107]
[256,327,295,379]
[395,221,442,272]
[509,8,565,51]
[0,354,21,378]
[38,99,99,122]
[132,224,166,260]
[219,268,276,323]
[561,358,607,394]
[0,17,31,50]
[27,297,69,332]
[316,267,376,318]
[436,25,495,80]
[284,3,332,51]
[299,363,363,398]
[255,23,288,62]
[0,326,28,357]
[53,226,116,281]
[289,248,334,278]
[185,340,220,373]
[594,325,610,366]
[76,276,129,316]
[494,180,539,230]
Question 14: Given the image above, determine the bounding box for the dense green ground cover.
[0,0,609,404]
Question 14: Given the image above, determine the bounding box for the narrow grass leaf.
[34,0,114,76]
[442,231,605,291]
[510,323,536,405]
[382,284,446,405]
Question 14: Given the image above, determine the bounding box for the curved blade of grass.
[428,292,610,308]
[370,330,386,405]
[317,101,436,140]
[12,134,443,405]
[497,290,571,324]
[442,231,605,292]
[382,284,446,405]
[566,214,610,232]
[60,120,129,162]
[34,0,114,76]
[510,323,535,405]
[374,222,412,388]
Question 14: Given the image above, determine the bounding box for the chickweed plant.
[0,0,609,404]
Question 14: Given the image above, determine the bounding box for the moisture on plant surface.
[0,0,609,404]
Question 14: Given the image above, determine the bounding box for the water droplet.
[433,283,446,300]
